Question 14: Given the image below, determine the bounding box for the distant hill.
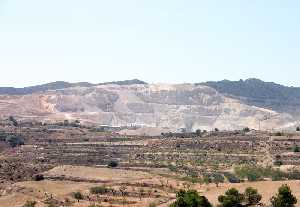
[0,79,147,95]
[0,78,298,131]
[201,79,300,115]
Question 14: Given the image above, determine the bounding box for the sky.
[0,0,300,87]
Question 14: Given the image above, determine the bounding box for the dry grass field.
[1,165,300,206]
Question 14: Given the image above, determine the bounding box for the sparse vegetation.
[243,127,250,132]
[90,186,109,195]
[9,116,18,127]
[22,201,37,207]
[293,145,300,152]
[149,202,157,207]
[6,135,24,148]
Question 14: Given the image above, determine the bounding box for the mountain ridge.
[0,79,147,95]
[200,79,300,115]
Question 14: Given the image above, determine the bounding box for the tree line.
[170,184,297,207]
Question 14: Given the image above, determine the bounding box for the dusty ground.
[1,165,300,207]
[45,165,153,182]
[0,166,177,207]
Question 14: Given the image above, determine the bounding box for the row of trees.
[170,184,297,207]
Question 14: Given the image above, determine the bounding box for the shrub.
[90,186,109,195]
[34,174,44,181]
[243,127,250,132]
[47,204,58,207]
[107,160,118,168]
[271,184,297,207]
[293,145,300,152]
[169,189,212,207]
[271,170,285,181]
[22,201,37,207]
[149,202,157,207]
[234,165,263,181]
[195,129,202,136]
[6,135,24,148]
[9,116,18,126]
[212,173,225,187]
[274,160,283,166]
[88,204,101,207]
[72,191,83,200]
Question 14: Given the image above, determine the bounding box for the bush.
[234,165,263,181]
[149,202,157,207]
[274,160,283,166]
[9,116,18,126]
[22,201,37,207]
[169,189,212,207]
[90,186,109,195]
[6,135,24,148]
[72,191,83,200]
[275,132,283,136]
[107,160,118,168]
[47,204,58,207]
[88,204,101,207]
[195,129,202,136]
[293,145,300,152]
[243,127,250,132]
[33,174,44,181]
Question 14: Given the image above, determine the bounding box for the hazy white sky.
[0,0,300,87]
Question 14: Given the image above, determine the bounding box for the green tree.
[218,188,244,207]
[170,189,212,207]
[244,187,262,206]
[270,184,297,207]
[212,173,224,187]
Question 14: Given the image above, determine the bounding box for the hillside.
[201,79,300,115]
[0,80,295,132]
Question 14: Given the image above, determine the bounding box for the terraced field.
[1,123,300,206]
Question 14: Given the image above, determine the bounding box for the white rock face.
[0,83,294,131]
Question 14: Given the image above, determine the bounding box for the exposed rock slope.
[0,82,294,131]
